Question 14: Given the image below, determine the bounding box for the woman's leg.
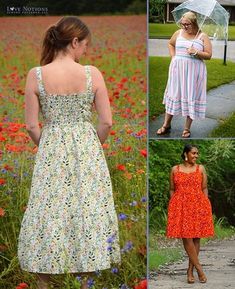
[182,116,193,137]
[183,238,206,283]
[187,238,200,278]
[36,274,51,289]
[157,113,173,134]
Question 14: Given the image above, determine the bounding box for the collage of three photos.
[0,0,235,288]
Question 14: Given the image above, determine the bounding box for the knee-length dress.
[17,65,121,274]
[163,30,207,119]
[166,165,214,238]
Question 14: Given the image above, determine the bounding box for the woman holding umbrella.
[157,11,212,137]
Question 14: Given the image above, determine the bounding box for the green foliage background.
[0,0,146,15]
[149,139,235,230]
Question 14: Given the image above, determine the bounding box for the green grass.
[149,23,235,40]
[149,248,183,270]
[149,57,235,127]
[210,112,235,137]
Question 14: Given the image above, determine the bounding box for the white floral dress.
[17,65,121,274]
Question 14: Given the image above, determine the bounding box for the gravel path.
[149,237,235,289]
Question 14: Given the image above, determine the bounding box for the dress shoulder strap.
[196,164,200,172]
[35,66,46,97]
[84,65,92,95]
[197,32,203,40]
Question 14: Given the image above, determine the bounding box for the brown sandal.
[156,125,171,135]
[187,269,195,284]
[182,128,191,138]
[196,267,207,283]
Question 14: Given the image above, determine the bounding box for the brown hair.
[40,16,90,65]
[181,11,199,30]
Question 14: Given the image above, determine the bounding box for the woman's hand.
[187,46,198,56]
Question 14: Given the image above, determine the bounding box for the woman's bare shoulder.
[88,65,105,84]
[200,32,210,40]
[171,165,179,173]
[89,65,102,75]
[198,164,206,172]
[169,29,181,45]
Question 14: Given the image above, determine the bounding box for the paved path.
[149,39,235,61]
[149,81,235,138]
[149,237,235,289]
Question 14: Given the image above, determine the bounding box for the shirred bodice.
[175,30,204,60]
[36,66,95,126]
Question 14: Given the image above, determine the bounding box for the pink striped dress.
[163,29,207,119]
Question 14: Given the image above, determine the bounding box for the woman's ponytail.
[40,17,90,66]
[40,25,58,65]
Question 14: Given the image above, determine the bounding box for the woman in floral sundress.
[166,144,214,284]
[17,16,121,289]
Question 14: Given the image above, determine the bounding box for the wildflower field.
[0,15,147,289]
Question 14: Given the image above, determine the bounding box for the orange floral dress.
[166,164,214,238]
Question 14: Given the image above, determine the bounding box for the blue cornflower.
[141,196,147,202]
[87,278,94,288]
[111,267,119,274]
[121,240,133,254]
[129,200,137,206]
[120,284,129,289]
[115,138,122,143]
[118,213,127,221]
[76,276,82,282]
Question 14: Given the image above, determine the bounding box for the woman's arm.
[200,165,209,197]
[168,30,180,58]
[92,66,112,144]
[169,166,176,197]
[187,33,212,60]
[25,68,41,146]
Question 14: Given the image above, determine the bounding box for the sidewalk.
[149,237,235,289]
[149,81,235,138]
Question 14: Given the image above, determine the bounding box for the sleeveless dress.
[163,30,207,119]
[17,65,121,274]
[166,165,214,238]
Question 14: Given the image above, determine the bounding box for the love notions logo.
[6,6,48,15]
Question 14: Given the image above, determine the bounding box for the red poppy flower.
[102,143,109,149]
[110,130,116,135]
[0,178,6,185]
[134,279,147,289]
[116,164,126,171]
[17,283,29,288]
[140,149,147,158]
[0,208,5,217]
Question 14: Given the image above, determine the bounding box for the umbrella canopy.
[172,0,230,40]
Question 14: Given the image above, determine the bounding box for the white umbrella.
[172,0,230,41]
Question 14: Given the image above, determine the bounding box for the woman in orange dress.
[166,144,214,284]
